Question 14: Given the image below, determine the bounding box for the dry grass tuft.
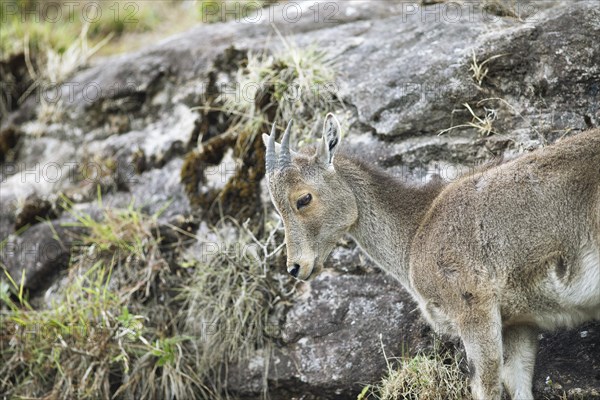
[216,30,342,142]
[375,354,471,400]
[178,214,289,396]
[366,337,471,400]
[469,50,506,87]
[438,102,498,137]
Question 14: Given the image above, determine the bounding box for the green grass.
[0,0,162,61]
[0,0,180,117]
[0,192,194,399]
[1,259,128,399]
[0,190,289,399]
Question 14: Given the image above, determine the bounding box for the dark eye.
[296,193,312,210]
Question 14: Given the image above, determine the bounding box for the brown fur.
[264,119,600,400]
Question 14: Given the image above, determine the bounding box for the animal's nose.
[289,263,300,278]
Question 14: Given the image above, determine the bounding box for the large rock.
[334,1,600,139]
[0,219,81,294]
[227,266,433,400]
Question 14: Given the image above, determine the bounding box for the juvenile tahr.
[263,115,600,400]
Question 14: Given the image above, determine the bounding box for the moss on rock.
[180,125,267,225]
[217,128,266,223]
[0,126,21,164]
[14,196,60,231]
[180,132,237,215]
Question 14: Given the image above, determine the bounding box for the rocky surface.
[228,267,433,399]
[1,1,599,399]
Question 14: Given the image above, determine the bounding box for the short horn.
[279,120,293,168]
[265,122,277,174]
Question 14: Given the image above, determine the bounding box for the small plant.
[469,50,506,87]
[438,102,498,136]
[358,384,371,400]
[43,24,112,85]
[438,96,549,146]
[17,23,112,107]
[116,334,206,400]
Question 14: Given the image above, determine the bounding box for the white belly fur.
[535,242,600,330]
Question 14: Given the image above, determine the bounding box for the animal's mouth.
[301,261,323,281]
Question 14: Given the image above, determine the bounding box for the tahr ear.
[317,113,341,167]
